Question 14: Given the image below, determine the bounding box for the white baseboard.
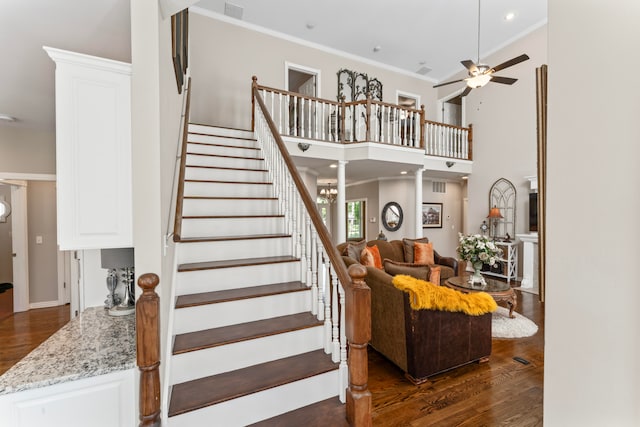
[29,300,61,309]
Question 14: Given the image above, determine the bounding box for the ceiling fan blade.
[461,60,478,73]
[460,86,473,97]
[490,76,518,85]
[433,78,465,88]
[491,54,530,73]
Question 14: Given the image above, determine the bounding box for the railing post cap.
[252,76,258,83]
[348,263,367,281]
[138,273,159,291]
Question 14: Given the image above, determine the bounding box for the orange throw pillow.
[414,241,435,265]
[360,245,383,269]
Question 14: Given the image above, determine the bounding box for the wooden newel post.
[251,76,258,132]
[467,123,473,161]
[340,95,346,142]
[365,93,372,142]
[137,273,161,427]
[345,264,372,426]
[419,104,426,149]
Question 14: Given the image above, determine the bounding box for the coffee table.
[445,275,517,318]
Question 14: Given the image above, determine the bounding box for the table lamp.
[487,206,503,240]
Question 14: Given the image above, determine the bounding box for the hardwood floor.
[0,304,70,375]
[370,290,544,426]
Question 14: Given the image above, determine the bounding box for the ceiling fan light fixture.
[466,73,491,88]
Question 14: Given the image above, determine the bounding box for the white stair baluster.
[310,230,318,316]
[330,264,339,362]
[323,251,332,354]
[316,241,325,321]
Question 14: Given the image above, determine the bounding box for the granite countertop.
[0,306,136,395]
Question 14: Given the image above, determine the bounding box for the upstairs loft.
[251,77,474,182]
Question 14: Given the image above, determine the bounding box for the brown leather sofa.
[338,239,492,384]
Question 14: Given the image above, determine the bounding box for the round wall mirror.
[381,202,403,231]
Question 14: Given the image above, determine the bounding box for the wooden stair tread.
[168,350,338,417]
[173,312,321,354]
[183,195,277,200]
[178,255,298,272]
[186,152,264,161]
[185,179,272,185]
[175,281,306,308]
[182,214,283,219]
[248,397,348,427]
[176,233,290,243]
[186,164,267,172]
[188,141,260,150]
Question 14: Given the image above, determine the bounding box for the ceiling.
[194,0,547,82]
[1,0,546,184]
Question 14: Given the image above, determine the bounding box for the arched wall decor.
[489,178,516,239]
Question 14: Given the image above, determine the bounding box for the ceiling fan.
[433,0,530,96]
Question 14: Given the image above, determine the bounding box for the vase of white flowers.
[456,233,503,286]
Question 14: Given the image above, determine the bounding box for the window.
[346,200,366,241]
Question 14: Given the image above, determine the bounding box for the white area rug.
[492,306,538,339]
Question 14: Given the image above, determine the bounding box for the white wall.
[0,127,56,175]
[545,1,640,425]
[189,11,437,130]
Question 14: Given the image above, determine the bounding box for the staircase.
[165,124,345,426]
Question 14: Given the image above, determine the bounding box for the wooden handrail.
[173,77,192,242]
[424,119,470,132]
[252,77,352,288]
[253,76,371,425]
[137,273,161,427]
[256,83,341,107]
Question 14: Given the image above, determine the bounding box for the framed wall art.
[422,203,443,228]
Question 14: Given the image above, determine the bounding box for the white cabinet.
[44,47,132,250]
[483,241,518,283]
[0,369,137,427]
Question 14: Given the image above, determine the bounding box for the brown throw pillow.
[402,237,429,263]
[383,259,431,281]
[361,245,383,269]
[414,241,435,265]
[429,265,441,286]
[344,239,366,261]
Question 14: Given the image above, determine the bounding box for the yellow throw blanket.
[392,274,497,316]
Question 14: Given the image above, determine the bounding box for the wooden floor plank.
[0,305,70,375]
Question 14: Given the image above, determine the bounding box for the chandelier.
[319,184,338,204]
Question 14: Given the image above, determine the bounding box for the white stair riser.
[188,125,254,139]
[173,290,311,334]
[188,133,257,148]
[181,198,279,217]
[186,153,264,170]
[181,216,284,238]
[170,327,323,384]
[183,181,273,198]
[175,262,301,295]
[188,143,262,159]
[177,238,291,264]
[184,167,268,182]
[167,371,339,427]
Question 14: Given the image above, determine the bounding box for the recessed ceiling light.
[373,45,382,53]
[461,176,469,180]
[305,22,315,30]
[504,12,516,21]
[0,114,16,122]
[329,164,337,168]
[400,171,407,175]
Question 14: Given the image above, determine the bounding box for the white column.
[517,233,539,291]
[414,168,424,238]
[336,161,348,242]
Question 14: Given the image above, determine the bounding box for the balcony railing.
[253,80,472,161]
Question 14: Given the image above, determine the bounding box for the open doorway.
[285,63,320,138]
[0,175,71,314]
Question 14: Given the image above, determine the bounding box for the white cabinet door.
[0,369,136,427]
[45,47,132,250]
